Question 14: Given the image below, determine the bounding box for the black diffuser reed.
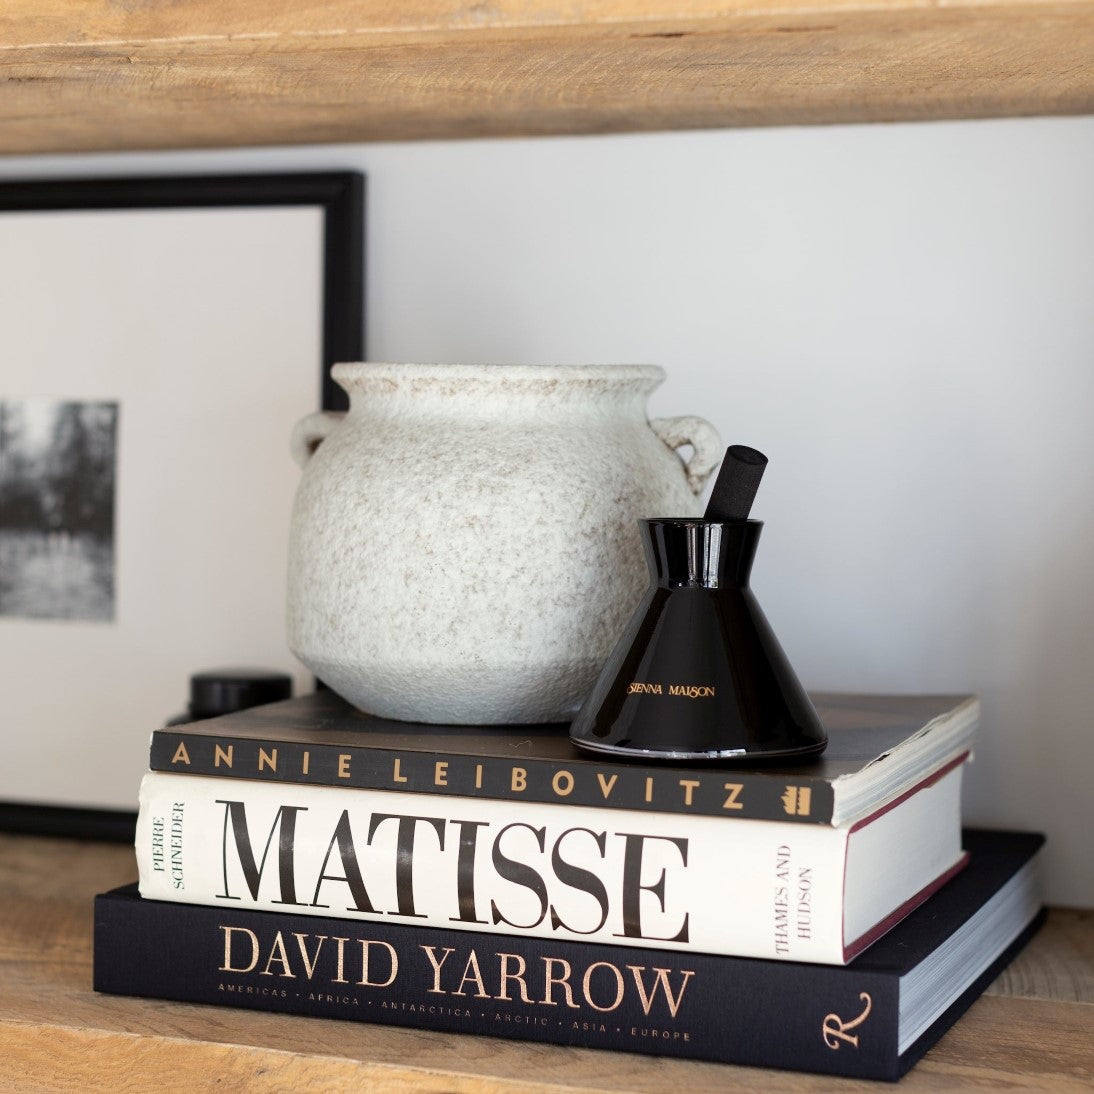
[705,443,769,522]
[569,445,827,762]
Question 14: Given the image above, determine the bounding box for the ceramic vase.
[286,363,721,724]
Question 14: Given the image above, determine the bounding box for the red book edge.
[842,750,972,962]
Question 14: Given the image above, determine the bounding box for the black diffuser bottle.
[569,447,827,762]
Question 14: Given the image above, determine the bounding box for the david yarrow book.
[149,690,978,824]
[135,750,969,964]
[98,830,1046,1081]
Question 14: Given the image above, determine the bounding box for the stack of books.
[93,690,1045,1081]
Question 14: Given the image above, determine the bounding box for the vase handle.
[650,415,723,496]
[290,411,345,468]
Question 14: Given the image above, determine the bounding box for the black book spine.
[94,889,900,1080]
[149,730,837,823]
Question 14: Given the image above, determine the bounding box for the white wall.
[3,115,1092,906]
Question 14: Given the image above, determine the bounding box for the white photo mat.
[0,181,362,819]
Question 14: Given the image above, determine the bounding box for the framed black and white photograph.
[0,173,364,837]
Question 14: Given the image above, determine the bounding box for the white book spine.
[137,772,859,962]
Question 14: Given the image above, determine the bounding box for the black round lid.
[189,668,293,719]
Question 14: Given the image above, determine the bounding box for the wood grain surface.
[0,0,1091,154]
[0,833,1091,1092]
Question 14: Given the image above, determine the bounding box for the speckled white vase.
[287,363,721,724]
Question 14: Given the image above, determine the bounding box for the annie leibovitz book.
[149,690,978,825]
[135,753,968,965]
[96,830,1046,1082]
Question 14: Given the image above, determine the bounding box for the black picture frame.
[0,172,365,842]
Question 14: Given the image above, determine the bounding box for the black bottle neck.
[641,519,761,588]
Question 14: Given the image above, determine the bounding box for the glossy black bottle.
[570,519,827,761]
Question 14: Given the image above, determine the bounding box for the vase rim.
[331,362,666,388]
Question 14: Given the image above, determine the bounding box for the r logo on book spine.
[822,993,872,1050]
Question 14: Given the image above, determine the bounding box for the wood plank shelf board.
[1,1,1092,155]
[0,833,1091,1092]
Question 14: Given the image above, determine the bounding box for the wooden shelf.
[0,832,1091,1092]
[1,1,1092,155]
